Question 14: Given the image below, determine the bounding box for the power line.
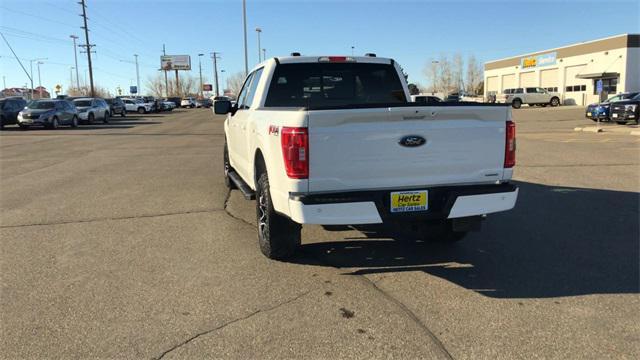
[0,32,32,83]
[0,26,69,44]
[0,5,77,29]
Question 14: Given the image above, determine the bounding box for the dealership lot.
[1,108,638,359]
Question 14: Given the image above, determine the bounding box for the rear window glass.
[264,62,406,109]
[27,101,55,109]
[73,100,92,107]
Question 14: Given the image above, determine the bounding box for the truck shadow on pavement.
[294,181,639,299]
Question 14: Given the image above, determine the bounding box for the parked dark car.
[17,100,79,129]
[412,95,442,104]
[196,98,212,108]
[610,93,640,125]
[446,93,460,102]
[166,97,182,108]
[0,97,27,129]
[585,92,639,122]
[105,98,126,117]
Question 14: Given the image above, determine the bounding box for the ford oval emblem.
[399,135,426,147]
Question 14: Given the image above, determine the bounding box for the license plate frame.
[390,190,428,213]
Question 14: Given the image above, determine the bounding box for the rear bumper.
[287,183,518,225]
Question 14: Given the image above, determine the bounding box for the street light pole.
[242,0,248,76]
[220,69,226,94]
[255,27,262,62]
[70,66,75,89]
[69,35,80,90]
[28,58,46,99]
[262,48,266,61]
[431,60,439,94]
[198,53,204,97]
[134,54,140,96]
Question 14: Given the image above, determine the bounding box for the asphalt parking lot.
[1,107,638,359]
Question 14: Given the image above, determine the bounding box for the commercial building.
[484,34,640,106]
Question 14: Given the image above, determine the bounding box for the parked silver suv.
[73,98,110,123]
[501,87,561,109]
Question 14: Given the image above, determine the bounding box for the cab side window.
[236,73,255,110]
[242,68,264,109]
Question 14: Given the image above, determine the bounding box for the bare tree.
[146,74,166,98]
[452,53,464,92]
[145,73,201,97]
[465,55,482,95]
[226,72,246,98]
[68,84,111,98]
[438,54,454,94]
[424,59,439,93]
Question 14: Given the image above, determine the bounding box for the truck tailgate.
[307,105,509,193]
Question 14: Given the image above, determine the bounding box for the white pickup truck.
[215,54,518,260]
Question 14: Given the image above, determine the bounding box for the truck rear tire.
[256,172,301,260]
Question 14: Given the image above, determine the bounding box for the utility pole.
[211,52,221,97]
[242,0,248,76]
[175,70,180,97]
[198,53,204,97]
[162,44,168,97]
[79,0,95,97]
[37,61,44,98]
[134,54,140,96]
[255,27,262,62]
[69,35,80,90]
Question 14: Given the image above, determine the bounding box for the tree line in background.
[362,55,484,97]
[142,56,484,100]
[418,53,483,96]
[145,74,202,98]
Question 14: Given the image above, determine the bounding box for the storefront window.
[566,85,586,92]
[593,78,617,95]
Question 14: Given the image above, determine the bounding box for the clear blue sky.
[1,0,638,96]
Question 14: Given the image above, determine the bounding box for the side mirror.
[214,100,232,115]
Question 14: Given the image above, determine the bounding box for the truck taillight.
[281,127,309,179]
[504,120,516,168]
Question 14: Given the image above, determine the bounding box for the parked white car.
[215,54,518,260]
[72,98,110,123]
[499,87,561,108]
[122,98,152,114]
[180,97,196,108]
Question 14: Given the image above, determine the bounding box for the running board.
[228,171,255,200]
